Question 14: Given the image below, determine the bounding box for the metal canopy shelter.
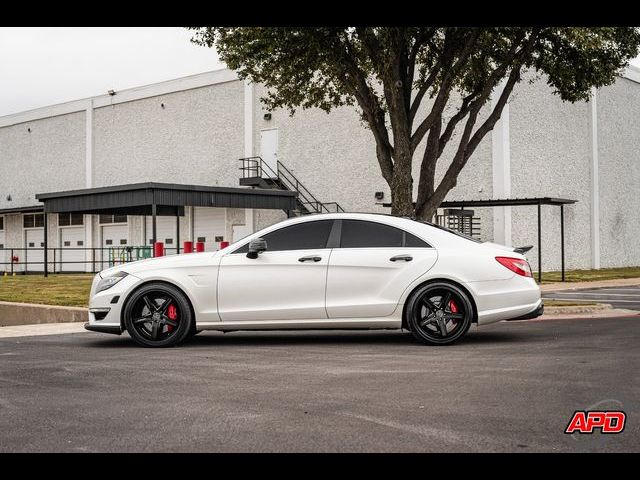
[383,196,577,283]
[440,197,577,283]
[35,182,297,277]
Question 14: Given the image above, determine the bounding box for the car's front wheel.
[123,283,193,347]
[406,282,473,345]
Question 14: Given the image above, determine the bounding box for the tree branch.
[410,28,481,152]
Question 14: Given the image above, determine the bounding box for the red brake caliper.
[448,300,459,314]
[166,304,178,332]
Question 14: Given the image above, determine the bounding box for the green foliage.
[188,27,640,217]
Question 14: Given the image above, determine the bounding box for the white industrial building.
[1,65,639,275]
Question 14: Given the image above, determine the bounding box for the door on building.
[146,216,177,253]
[25,228,45,272]
[60,227,85,272]
[100,216,129,268]
[193,207,226,252]
[260,128,279,178]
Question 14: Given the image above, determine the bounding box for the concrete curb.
[0,301,88,327]
[542,303,612,315]
[541,277,640,293]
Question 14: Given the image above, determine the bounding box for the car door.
[217,219,335,322]
[326,219,438,318]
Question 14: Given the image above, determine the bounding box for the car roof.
[252,212,475,248]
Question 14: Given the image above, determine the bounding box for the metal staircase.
[239,157,345,216]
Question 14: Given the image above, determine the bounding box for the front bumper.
[84,323,123,335]
[506,301,544,321]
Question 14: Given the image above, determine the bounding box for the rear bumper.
[506,301,544,321]
[84,323,122,335]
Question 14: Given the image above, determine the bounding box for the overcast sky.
[0,27,223,116]
[1,27,639,117]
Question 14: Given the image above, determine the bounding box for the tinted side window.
[405,232,431,248]
[235,220,334,253]
[340,220,404,248]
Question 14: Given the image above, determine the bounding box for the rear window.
[416,220,481,243]
[340,220,432,248]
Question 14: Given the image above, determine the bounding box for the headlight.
[96,271,129,293]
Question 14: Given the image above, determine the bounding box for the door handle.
[298,256,322,262]
[390,255,413,262]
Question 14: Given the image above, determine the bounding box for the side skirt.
[196,318,401,331]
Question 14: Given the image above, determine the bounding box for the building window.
[0,216,4,231]
[23,213,44,228]
[99,214,127,224]
[59,213,84,226]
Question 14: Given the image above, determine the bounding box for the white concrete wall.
[93,81,244,188]
[597,77,640,268]
[0,111,85,210]
[509,74,593,271]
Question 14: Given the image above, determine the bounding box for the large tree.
[188,27,640,219]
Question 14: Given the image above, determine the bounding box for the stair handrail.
[238,156,345,214]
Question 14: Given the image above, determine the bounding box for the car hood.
[99,250,223,277]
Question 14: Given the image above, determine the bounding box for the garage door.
[25,228,44,272]
[193,207,226,252]
[60,227,85,272]
[145,216,177,253]
[102,224,129,268]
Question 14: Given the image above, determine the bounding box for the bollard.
[153,242,165,258]
[183,241,193,254]
[195,242,205,253]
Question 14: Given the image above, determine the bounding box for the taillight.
[495,256,533,277]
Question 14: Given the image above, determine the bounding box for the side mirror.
[246,238,267,259]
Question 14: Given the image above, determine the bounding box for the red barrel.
[220,241,230,249]
[153,242,165,257]
[183,241,193,253]
[195,241,205,253]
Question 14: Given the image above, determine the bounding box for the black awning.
[0,205,44,215]
[35,182,297,215]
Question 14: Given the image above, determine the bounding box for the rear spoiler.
[513,245,533,254]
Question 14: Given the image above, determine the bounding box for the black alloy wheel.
[123,283,193,347]
[406,282,473,345]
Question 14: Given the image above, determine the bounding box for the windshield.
[413,219,482,243]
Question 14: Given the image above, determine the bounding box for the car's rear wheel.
[123,283,193,348]
[406,282,473,345]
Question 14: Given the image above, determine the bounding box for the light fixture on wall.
[6,195,12,201]
[161,103,165,109]
[263,113,272,121]
[375,191,384,200]
[27,127,31,133]
[107,89,116,96]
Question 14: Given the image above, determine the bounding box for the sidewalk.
[540,277,640,293]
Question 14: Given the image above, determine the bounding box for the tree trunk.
[389,140,414,216]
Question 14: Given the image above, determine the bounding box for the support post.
[537,202,542,283]
[151,203,157,246]
[560,204,565,282]
[43,213,48,278]
[176,211,180,254]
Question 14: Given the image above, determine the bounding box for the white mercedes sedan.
[85,213,543,347]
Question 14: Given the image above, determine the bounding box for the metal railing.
[239,156,345,214]
[0,246,184,274]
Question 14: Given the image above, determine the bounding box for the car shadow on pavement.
[82,327,534,349]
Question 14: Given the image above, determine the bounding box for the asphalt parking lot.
[0,317,638,452]
[543,286,640,310]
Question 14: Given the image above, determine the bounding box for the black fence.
[0,246,183,274]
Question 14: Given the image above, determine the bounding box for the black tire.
[406,282,473,345]
[123,282,193,348]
